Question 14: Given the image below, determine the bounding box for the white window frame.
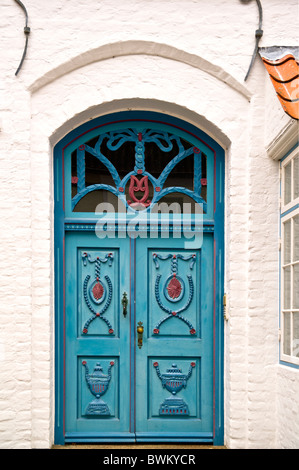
[280,145,299,367]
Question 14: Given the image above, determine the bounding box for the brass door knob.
[137,321,144,349]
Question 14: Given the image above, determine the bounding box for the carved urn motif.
[153,362,195,416]
[82,361,114,416]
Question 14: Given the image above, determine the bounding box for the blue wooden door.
[55,111,224,445]
[64,232,213,442]
[135,234,214,441]
[64,233,132,441]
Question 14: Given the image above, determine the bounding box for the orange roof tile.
[259,47,299,120]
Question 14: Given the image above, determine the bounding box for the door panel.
[65,232,132,439]
[135,235,214,440]
[149,247,200,337]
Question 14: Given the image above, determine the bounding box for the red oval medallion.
[92,282,104,300]
[167,277,182,299]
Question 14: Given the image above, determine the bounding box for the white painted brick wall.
[0,0,298,449]
[277,366,299,448]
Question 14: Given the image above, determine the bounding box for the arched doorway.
[54,111,225,445]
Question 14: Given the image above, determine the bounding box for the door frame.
[53,110,225,445]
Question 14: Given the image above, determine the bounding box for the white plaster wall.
[277,366,299,449]
[0,0,298,448]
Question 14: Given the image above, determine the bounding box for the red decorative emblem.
[92,282,104,300]
[167,277,182,299]
[128,175,151,208]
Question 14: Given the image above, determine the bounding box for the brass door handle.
[137,321,144,349]
[121,292,128,317]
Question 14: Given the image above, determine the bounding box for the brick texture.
[0,0,298,449]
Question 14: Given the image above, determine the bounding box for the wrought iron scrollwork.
[71,129,207,213]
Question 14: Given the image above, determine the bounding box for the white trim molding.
[267,119,299,161]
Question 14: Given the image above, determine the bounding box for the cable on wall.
[14,0,30,76]
[240,0,263,81]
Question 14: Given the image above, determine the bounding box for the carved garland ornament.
[82,252,114,335]
[153,253,196,335]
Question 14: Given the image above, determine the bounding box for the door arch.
[54,110,225,445]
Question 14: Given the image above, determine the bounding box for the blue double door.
[64,229,214,443]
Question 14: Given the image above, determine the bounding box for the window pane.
[293,313,299,358]
[294,215,299,262]
[152,192,203,214]
[293,263,299,309]
[283,266,291,309]
[159,147,194,192]
[283,312,291,355]
[74,190,123,213]
[294,154,299,200]
[284,162,292,205]
[283,219,291,265]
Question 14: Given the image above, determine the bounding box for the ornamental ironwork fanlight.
[71,128,208,214]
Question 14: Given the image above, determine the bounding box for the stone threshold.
[53,444,225,449]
